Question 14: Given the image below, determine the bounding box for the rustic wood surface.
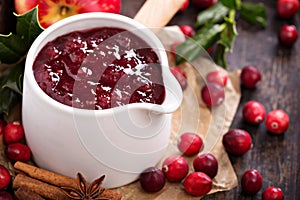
[0,0,299,199]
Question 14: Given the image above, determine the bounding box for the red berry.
[162,155,189,182]
[0,190,13,200]
[3,121,25,144]
[192,0,218,9]
[193,153,218,179]
[277,0,299,19]
[241,169,263,195]
[206,70,228,87]
[139,167,165,193]
[242,101,266,125]
[177,132,203,156]
[170,67,188,90]
[180,25,195,37]
[240,65,262,89]
[179,0,190,12]
[0,165,11,190]
[266,110,290,134]
[0,119,6,135]
[262,186,284,200]
[5,143,31,162]
[222,129,252,156]
[183,172,212,196]
[201,82,225,107]
[278,24,298,47]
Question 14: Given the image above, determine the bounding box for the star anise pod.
[61,173,109,200]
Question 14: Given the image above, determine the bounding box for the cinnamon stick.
[15,186,46,200]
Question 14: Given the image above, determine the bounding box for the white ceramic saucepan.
[22,12,182,188]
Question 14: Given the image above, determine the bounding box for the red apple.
[14,0,121,28]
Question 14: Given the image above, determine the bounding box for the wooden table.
[1,0,299,199]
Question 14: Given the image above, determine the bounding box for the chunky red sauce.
[33,27,165,110]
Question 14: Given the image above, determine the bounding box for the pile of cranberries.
[0,119,31,198]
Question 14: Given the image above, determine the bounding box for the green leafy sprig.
[176,0,267,69]
[0,8,44,115]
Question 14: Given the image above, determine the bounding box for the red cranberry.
[222,129,252,156]
[241,169,263,195]
[183,172,212,196]
[139,167,165,193]
[192,0,218,9]
[278,24,298,47]
[277,0,299,19]
[0,165,11,190]
[201,82,225,107]
[180,25,196,38]
[170,67,188,90]
[179,0,190,12]
[5,143,31,162]
[177,132,203,156]
[193,153,218,179]
[240,65,262,89]
[262,186,284,200]
[242,101,266,125]
[206,70,228,87]
[162,155,189,182]
[0,119,6,135]
[266,110,290,134]
[0,190,13,200]
[3,121,25,144]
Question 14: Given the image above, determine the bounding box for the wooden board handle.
[134,0,185,28]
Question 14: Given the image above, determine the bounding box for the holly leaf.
[240,2,267,28]
[196,2,229,27]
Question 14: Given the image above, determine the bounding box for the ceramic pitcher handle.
[134,0,185,28]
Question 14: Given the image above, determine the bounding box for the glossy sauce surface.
[33,27,165,110]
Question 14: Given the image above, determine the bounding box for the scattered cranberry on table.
[193,153,218,179]
[192,0,218,9]
[3,121,25,144]
[139,166,166,193]
[162,155,189,182]
[278,24,298,47]
[276,0,299,19]
[0,165,11,190]
[170,67,188,90]
[241,169,263,195]
[242,100,266,125]
[177,132,203,156]
[183,172,212,196]
[262,186,284,200]
[240,65,262,89]
[180,25,196,38]
[222,129,252,156]
[206,70,228,87]
[201,82,225,107]
[0,190,14,200]
[266,110,290,134]
[5,142,31,162]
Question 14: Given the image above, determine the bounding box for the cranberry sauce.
[33,27,166,110]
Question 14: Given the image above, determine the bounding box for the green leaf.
[176,23,226,64]
[218,10,238,51]
[240,2,267,28]
[195,2,229,27]
[2,62,24,95]
[0,34,27,64]
[214,44,227,69]
[221,0,242,9]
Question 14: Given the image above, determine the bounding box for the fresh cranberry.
[3,121,25,144]
[193,153,218,179]
[0,165,11,190]
[162,155,189,182]
[139,166,165,193]
[177,132,203,156]
[179,0,190,12]
[277,0,299,19]
[242,101,266,125]
[170,67,188,90]
[262,186,284,200]
[5,143,31,162]
[240,65,262,89]
[278,24,298,47]
[180,25,196,37]
[206,70,228,87]
[222,129,252,156]
[241,169,263,195]
[192,0,218,9]
[0,190,13,200]
[201,82,225,107]
[183,172,212,196]
[0,119,6,135]
[266,110,290,134]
